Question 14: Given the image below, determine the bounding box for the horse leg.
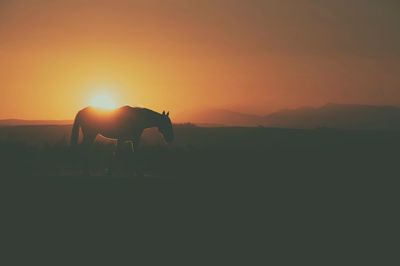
[107,139,124,177]
[81,134,95,176]
[132,140,144,178]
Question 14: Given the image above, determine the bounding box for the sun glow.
[89,94,117,110]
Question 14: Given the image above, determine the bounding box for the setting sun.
[89,94,117,110]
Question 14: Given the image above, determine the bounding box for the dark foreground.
[0,125,398,263]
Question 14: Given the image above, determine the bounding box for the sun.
[89,94,117,110]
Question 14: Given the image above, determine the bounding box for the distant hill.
[175,108,264,126]
[264,103,400,130]
[176,104,400,130]
[3,103,400,130]
[0,119,72,127]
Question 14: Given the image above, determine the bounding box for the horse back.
[78,106,143,139]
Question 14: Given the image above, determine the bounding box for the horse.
[70,105,174,175]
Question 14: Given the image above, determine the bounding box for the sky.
[0,0,399,119]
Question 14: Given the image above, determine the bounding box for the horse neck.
[142,110,162,129]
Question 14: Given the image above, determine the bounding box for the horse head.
[159,110,174,143]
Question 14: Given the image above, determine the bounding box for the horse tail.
[71,111,81,147]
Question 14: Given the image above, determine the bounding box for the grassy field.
[1,124,399,177]
[0,124,397,261]
[1,124,399,189]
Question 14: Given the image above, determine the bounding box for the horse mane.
[122,106,162,121]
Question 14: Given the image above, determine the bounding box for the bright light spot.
[90,94,117,110]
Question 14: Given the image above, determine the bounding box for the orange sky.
[1,0,399,119]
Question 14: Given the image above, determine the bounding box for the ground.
[0,125,397,262]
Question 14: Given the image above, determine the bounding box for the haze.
[1,0,399,120]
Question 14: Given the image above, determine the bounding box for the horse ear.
[162,111,166,115]
[166,111,169,116]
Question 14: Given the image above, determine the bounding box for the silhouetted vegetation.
[1,125,399,181]
[1,125,398,260]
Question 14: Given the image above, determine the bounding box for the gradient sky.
[1,0,399,119]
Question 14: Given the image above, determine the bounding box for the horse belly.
[99,130,126,140]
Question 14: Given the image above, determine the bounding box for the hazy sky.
[1,0,399,119]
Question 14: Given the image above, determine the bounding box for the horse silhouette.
[70,105,174,175]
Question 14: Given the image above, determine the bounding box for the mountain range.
[2,104,400,130]
[175,103,400,130]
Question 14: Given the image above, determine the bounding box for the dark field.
[0,125,397,262]
[1,124,399,181]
